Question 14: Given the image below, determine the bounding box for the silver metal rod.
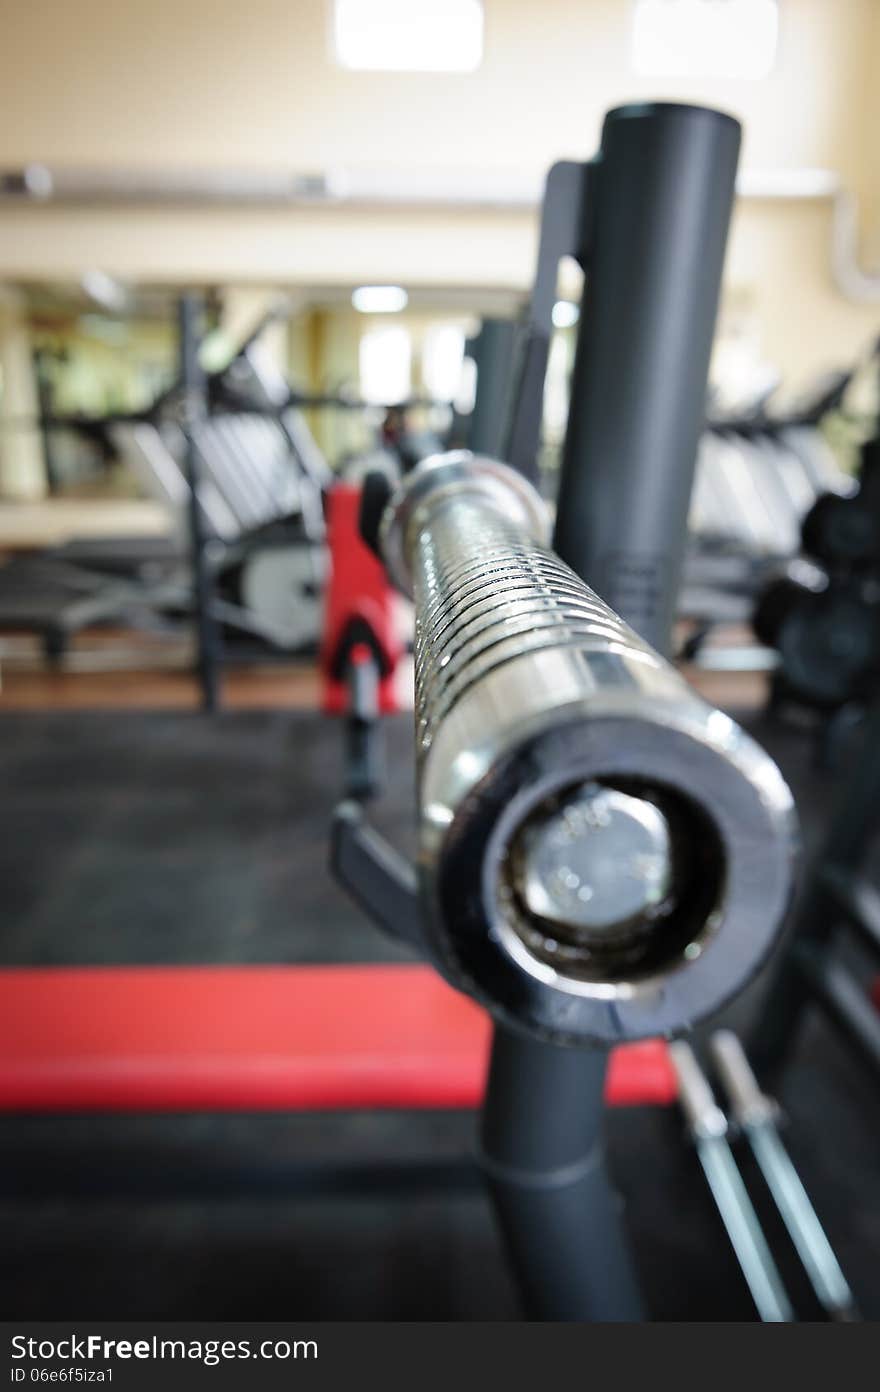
[710,1030,859,1321]
[671,1041,794,1323]
[378,452,797,1046]
[697,1139,795,1323]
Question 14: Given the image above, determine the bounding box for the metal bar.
[504,160,587,481]
[696,1141,793,1322]
[329,803,422,951]
[381,453,794,1045]
[670,1042,793,1322]
[345,653,383,802]
[747,1130,859,1321]
[710,1030,859,1321]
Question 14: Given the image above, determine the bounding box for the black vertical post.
[466,318,518,458]
[554,102,741,655]
[481,1029,643,1320]
[481,103,741,1321]
[178,293,221,712]
[33,349,62,495]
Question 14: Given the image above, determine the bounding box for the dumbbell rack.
[753,697,880,1079]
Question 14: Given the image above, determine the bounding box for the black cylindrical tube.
[466,318,518,459]
[553,103,741,654]
[480,1027,643,1320]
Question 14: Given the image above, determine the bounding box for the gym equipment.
[753,698,880,1083]
[450,323,851,656]
[0,966,674,1116]
[671,1040,794,1323]
[699,378,853,556]
[681,373,855,654]
[753,564,880,712]
[343,99,797,1322]
[494,102,853,662]
[179,292,222,710]
[799,435,878,572]
[753,417,880,719]
[0,298,330,684]
[710,1030,859,1322]
[376,451,796,1045]
[4,101,801,1322]
[0,964,676,1220]
[320,481,405,800]
[797,358,880,570]
[504,105,740,648]
[802,491,878,568]
[462,318,519,460]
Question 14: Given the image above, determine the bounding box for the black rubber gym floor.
[0,708,878,1320]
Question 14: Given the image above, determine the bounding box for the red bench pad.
[0,965,676,1112]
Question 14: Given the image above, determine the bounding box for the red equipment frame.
[320,483,403,716]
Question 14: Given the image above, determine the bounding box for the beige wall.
[857,0,880,265]
[724,199,878,387]
[0,0,877,385]
[1,0,874,176]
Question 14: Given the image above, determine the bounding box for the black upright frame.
[465,318,519,458]
[481,103,742,1321]
[178,293,222,711]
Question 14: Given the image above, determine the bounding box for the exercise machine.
[0,297,330,693]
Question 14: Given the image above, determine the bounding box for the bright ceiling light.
[552,300,580,329]
[632,0,778,80]
[333,0,484,74]
[352,285,409,314]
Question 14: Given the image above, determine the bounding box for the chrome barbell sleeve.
[379,452,797,1045]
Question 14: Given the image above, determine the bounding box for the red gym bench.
[0,965,676,1113]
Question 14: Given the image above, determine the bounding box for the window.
[455,355,477,415]
[422,324,466,402]
[333,0,484,73]
[632,0,778,80]
[359,325,412,404]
